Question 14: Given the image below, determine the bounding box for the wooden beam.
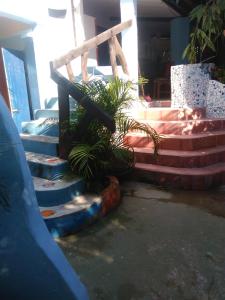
[57,85,70,159]
[114,36,129,76]
[66,63,74,81]
[52,19,132,69]
[81,51,89,82]
[108,37,118,77]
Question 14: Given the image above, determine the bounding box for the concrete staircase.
[126,104,225,190]
[20,103,102,237]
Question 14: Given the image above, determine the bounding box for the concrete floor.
[58,181,225,300]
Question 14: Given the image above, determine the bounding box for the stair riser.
[125,133,225,151]
[22,122,59,137]
[135,120,225,135]
[134,168,225,190]
[36,180,86,206]
[44,202,101,237]
[148,100,171,107]
[22,139,58,156]
[135,151,225,168]
[34,109,59,119]
[28,161,69,180]
[136,108,206,121]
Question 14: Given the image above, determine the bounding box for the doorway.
[0,48,31,132]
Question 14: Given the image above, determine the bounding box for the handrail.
[50,63,116,158]
[52,20,132,70]
[50,20,132,158]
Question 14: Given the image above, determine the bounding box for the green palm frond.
[183,0,225,63]
[68,77,160,180]
[115,114,161,156]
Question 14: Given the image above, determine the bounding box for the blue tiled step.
[22,118,59,137]
[40,193,102,237]
[33,176,86,207]
[34,109,59,119]
[26,152,68,180]
[21,134,59,156]
[33,109,76,120]
[45,96,78,110]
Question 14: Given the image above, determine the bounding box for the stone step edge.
[135,162,225,176]
[33,176,83,192]
[26,151,66,166]
[20,134,59,144]
[133,145,225,158]
[40,193,102,219]
[126,130,225,140]
[137,118,225,124]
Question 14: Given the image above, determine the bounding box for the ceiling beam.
[161,0,188,16]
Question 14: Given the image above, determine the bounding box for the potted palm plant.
[68,78,160,189]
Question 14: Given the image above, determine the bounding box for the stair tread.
[40,193,102,219]
[135,162,225,176]
[127,130,225,139]
[21,134,59,143]
[25,151,66,166]
[33,176,83,191]
[138,118,225,123]
[134,145,225,157]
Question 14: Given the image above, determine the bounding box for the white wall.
[0,0,75,108]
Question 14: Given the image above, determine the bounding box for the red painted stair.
[126,104,225,190]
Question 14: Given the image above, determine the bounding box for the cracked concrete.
[58,181,225,300]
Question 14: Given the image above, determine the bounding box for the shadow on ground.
[58,181,225,300]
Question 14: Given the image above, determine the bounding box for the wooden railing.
[50,20,132,159]
[52,19,132,81]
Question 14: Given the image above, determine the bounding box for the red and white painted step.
[126,104,225,190]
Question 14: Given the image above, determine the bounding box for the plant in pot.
[181,0,225,117]
[68,78,160,192]
[171,0,225,109]
[183,0,225,65]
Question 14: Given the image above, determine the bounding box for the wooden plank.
[66,63,74,81]
[114,36,129,76]
[57,85,70,159]
[52,19,132,69]
[81,51,89,82]
[108,37,118,77]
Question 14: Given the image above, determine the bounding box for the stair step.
[125,130,225,151]
[137,118,225,135]
[34,109,59,119]
[26,152,68,180]
[135,107,206,121]
[21,134,59,156]
[34,176,85,207]
[134,162,225,190]
[22,119,59,137]
[40,193,102,237]
[148,100,171,107]
[134,145,225,168]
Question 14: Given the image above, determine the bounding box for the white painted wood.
[120,0,138,90]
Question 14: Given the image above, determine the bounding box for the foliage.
[212,66,225,83]
[183,0,225,63]
[68,78,160,181]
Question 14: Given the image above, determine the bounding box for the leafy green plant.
[183,0,225,63]
[212,66,225,83]
[68,78,160,181]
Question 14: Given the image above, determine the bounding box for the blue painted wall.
[170,17,190,65]
[0,94,89,300]
[24,37,41,114]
